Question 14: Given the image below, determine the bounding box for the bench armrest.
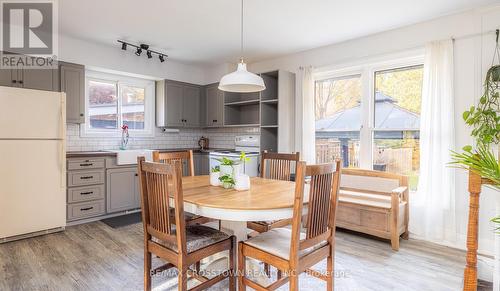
[392,186,407,194]
[391,186,408,203]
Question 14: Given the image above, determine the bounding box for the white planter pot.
[220,165,233,176]
[234,174,250,191]
[210,172,220,186]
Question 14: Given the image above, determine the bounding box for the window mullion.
[359,67,373,169]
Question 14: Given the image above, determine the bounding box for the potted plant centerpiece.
[210,166,220,186]
[219,174,235,189]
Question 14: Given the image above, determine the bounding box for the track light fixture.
[117,40,168,63]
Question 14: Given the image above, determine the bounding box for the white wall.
[58,34,207,84]
[248,4,500,281]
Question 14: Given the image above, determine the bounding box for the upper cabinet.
[205,83,224,127]
[60,62,85,124]
[0,64,59,91]
[156,80,202,128]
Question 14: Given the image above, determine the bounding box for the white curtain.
[410,40,456,243]
[296,66,316,164]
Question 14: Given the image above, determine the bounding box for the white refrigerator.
[0,86,66,242]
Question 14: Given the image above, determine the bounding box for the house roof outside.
[315,91,420,132]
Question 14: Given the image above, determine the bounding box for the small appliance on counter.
[209,135,260,177]
[198,136,209,150]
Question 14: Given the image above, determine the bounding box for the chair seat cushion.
[154,225,229,253]
[243,228,327,260]
[168,208,206,222]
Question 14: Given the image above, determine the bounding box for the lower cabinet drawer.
[67,200,105,221]
[68,170,105,187]
[67,184,105,203]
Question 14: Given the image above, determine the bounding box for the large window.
[315,75,362,167]
[83,71,154,137]
[315,57,423,191]
[373,66,423,190]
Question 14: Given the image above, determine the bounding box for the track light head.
[159,55,165,62]
[147,51,152,59]
[121,42,127,50]
[140,44,149,50]
[135,48,142,56]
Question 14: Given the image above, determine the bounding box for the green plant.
[211,165,220,173]
[452,48,500,227]
[214,157,238,166]
[239,151,250,163]
[219,174,235,187]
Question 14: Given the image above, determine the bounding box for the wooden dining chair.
[247,151,300,234]
[138,157,236,291]
[238,160,342,291]
[152,150,213,226]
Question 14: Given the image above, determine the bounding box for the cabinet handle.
[12,80,16,84]
[80,207,94,211]
[80,191,94,195]
[18,80,23,84]
[79,163,93,167]
[213,119,217,123]
[80,176,94,180]
[80,113,84,117]
[135,173,138,176]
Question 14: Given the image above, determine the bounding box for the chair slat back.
[290,160,341,261]
[153,150,194,177]
[138,157,187,253]
[260,151,300,181]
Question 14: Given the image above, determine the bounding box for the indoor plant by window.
[450,29,500,291]
[210,166,220,186]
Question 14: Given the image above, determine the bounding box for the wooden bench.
[336,168,409,250]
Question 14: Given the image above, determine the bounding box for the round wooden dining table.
[179,175,306,242]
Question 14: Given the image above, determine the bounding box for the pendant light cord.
[240,0,244,62]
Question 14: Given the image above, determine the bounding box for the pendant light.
[219,0,265,93]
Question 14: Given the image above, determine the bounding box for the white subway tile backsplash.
[66,124,260,152]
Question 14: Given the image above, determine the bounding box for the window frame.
[80,70,155,138]
[314,54,424,170]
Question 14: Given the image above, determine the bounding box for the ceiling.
[59,0,497,66]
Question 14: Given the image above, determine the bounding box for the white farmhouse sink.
[108,149,154,165]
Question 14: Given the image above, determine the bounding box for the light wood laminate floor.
[0,221,472,291]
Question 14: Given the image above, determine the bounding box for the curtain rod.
[450,28,498,42]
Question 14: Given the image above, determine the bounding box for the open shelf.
[224,103,260,126]
[261,102,278,127]
[224,91,260,104]
[224,99,260,106]
[261,71,278,101]
[260,99,278,104]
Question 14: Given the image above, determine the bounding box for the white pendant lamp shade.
[218,61,266,93]
[219,0,265,93]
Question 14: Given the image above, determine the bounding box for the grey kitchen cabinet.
[183,86,201,127]
[0,69,14,87]
[60,62,85,123]
[106,167,140,213]
[205,84,224,127]
[194,153,210,176]
[165,82,184,127]
[21,67,60,91]
[0,58,59,91]
[156,80,202,128]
